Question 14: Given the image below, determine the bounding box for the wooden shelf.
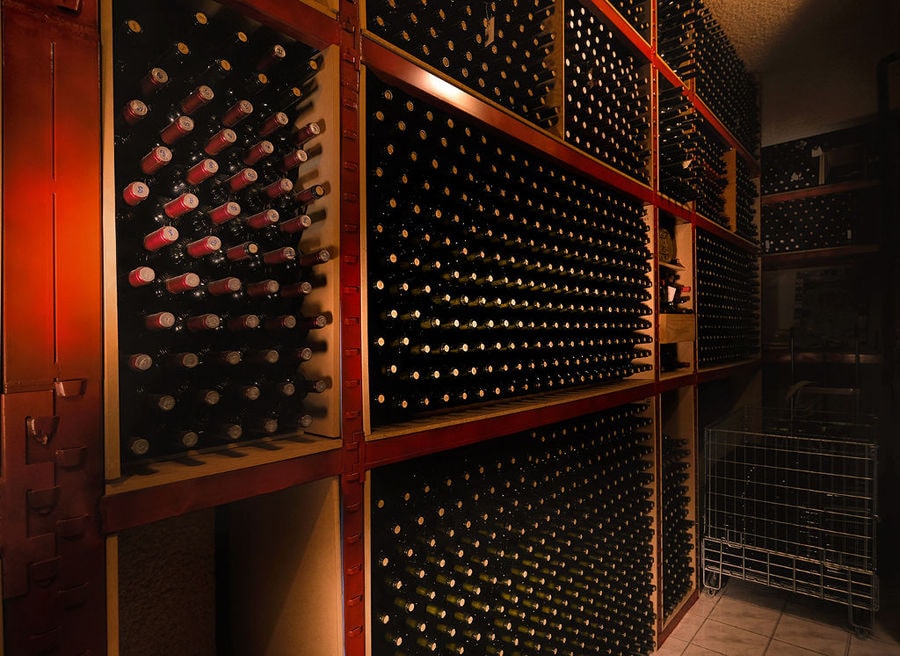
[761,244,880,269]
[101,442,342,533]
[761,179,880,205]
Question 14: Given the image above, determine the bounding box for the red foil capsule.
[207,277,241,295]
[226,168,258,192]
[301,314,330,329]
[222,99,254,127]
[258,111,289,138]
[122,181,150,206]
[281,148,309,171]
[204,128,237,156]
[163,193,199,219]
[140,146,172,175]
[139,67,169,96]
[186,236,221,258]
[185,314,220,332]
[280,281,313,298]
[127,353,153,372]
[293,121,321,146]
[227,314,260,331]
[245,209,279,229]
[159,115,195,145]
[293,183,325,204]
[263,178,293,200]
[256,44,287,72]
[242,140,274,166]
[185,159,219,185]
[143,225,179,251]
[207,201,241,226]
[179,85,214,115]
[262,246,296,265]
[279,214,312,234]
[246,279,279,297]
[164,272,201,293]
[127,266,155,287]
[121,99,148,126]
[298,248,331,267]
[226,242,259,261]
[265,315,297,330]
[144,311,175,330]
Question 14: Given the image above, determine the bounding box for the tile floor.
[652,578,900,656]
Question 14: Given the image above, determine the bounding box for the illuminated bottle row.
[659,84,728,225]
[661,433,694,618]
[696,231,760,367]
[366,75,653,427]
[564,2,650,182]
[366,0,560,128]
[761,190,876,254]
[371,404,657,655]
[113,0,333,462]
[609,0,650,37]
[735,157,759,243]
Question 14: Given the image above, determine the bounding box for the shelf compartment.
[109,476,343,655]
[102,0,343,481]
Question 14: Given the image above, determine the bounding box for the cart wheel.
[703,571,721,593]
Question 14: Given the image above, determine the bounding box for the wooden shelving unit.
[0,0,762,654]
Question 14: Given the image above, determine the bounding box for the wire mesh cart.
[702,407,879,631]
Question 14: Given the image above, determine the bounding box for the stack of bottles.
[661,433,694,618]
[696,231,760,367]
[113,0,332,462]
[761,191,876,253]
[691,4,760,153]
[371,403,657,655]
[735,156,759,243]
[659,84,728,225]
[564,2,650,182]
[656,0,698,81]
[609,0,651,36]
[761,138,820,195]
[366,0,560,128]
[366,76,654,427]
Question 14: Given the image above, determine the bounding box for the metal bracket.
[26,416,60,446]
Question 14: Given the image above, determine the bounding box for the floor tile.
[653,636,689,656]
[710,594,783,636]
[773,614,850,656]
[669,609,707,644]
[722,579,788,608]
[765,639,834,656]
[690,592,722,620]
[683,645,728,656]
[692,618,770,656]
[782,594,855,631]
[848,636,900,656]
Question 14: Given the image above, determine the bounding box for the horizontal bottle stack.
[366,74,654,427]
[113,0,334,463]
[761,138,820,195]
[735,156,759,243]
[371,403,657,656]
[659,84,728,225]
[609,0,651,37]
[657,0,698,81]
[564,2,651,182]
[366,0,560,129]
[695,230,760,367]
[660,433,694,618]
[691,4,759,153]
[761,190,878,253]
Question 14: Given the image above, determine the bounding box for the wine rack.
[761,188,879,254]
[364,71,654,429]
[106,0,342,475]
[563,1,651,182]
[364,0,563,130]
[696,230,760,368]
[369,403,657,655]
[0,0,765,653]
[657,214,695,376]
[734,155,760,243]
